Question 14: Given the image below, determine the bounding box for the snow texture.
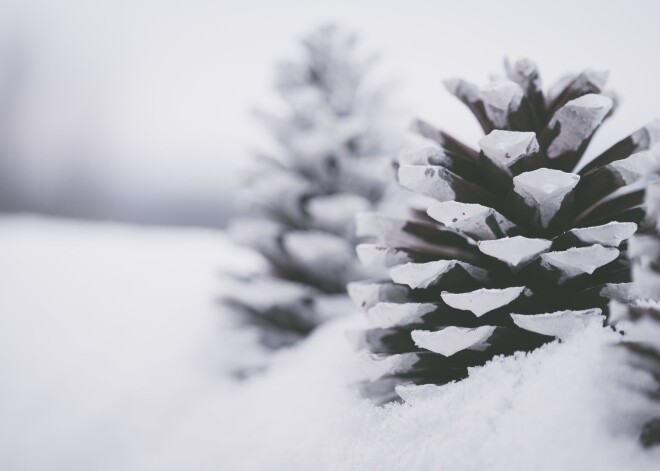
[441,286,526,317]
[512,168,580,228]
[511,309,604,340]
[546,94,613,159]
[479,80,524,128]
[397,164,458,201]
[347,280,409,310]
[0,217,264,471]
[609,151,659,185]
[570,222,638,247]
[366,302,435,328]
[356,243,414,268]
[390,260,488,289]
[540,244,620,283]
[213,315,660,471]
[478,130,539,170]
[361,352,420,381]
[2,217,660,470]
[478,236,552,268]
[412,326,497,356]
[427,201,515,240]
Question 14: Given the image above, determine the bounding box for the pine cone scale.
[353,58,657,402]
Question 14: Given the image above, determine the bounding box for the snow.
[283,230,354,273]
[347,281,409,310]
[356,243,414,268]
[512,168,580,228]
[443,78,479,103]
[397,165,457,202]
[397,147,449,167]
[540,244,620,282]
[306,193,370,232]
[0,216,263,471]
[356,212,434,251]
[366,302,435,329]
[546,94,613,159]
[570,221,637,247]
[478,130,539,169]
[428,200,491,225]
[478,235,552,268]
[361,352,420,382]
[215,318,660,471]
[609,151,659,185]
[390,260,488,289]
[1,216,660,470]
[479,80,524,129]
[427,201,516,240]
[511,309,604,340]
[636,120,660,147]
[441,286,526,317]
[412,325,497,356]
[504,58,540,92]
[480,80,523,112]
[583,69,610,90]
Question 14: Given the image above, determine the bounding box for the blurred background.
[1,0,660,228]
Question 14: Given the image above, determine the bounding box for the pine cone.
[224,26,400,349]
[610,167,660,447]
[350,59,660,403]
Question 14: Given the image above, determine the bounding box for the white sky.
[1,0,659,197]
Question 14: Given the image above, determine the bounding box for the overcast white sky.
[1,0,659,206]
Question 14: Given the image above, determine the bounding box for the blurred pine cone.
[350,59,660,403]
[611,167,660,447]
[224,25,402,349]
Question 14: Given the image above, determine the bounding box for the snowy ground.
[1,216,659,470]
[0,216,262,470]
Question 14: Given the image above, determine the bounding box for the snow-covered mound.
[0,216,659,470]
[213,319,660,471]
[0,216,262,470]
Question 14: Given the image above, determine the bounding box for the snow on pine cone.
[349,58,660,404]
[610,168,660,447]
[224,26,401,350]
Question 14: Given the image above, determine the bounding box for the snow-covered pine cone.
[349,58,660,403]
[224,26,400,349]
[610,168,660,447]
